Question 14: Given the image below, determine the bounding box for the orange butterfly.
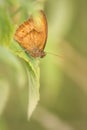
[14,10,48,58]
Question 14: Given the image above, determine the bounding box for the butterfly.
[14,10,48,58]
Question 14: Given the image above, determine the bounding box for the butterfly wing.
[14,10,48,57]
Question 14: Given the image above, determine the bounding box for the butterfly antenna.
[46,51,63,58]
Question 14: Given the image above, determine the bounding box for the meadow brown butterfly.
[14,10,48,58]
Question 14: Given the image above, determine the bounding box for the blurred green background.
[0,0,87,130]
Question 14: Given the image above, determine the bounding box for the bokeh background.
[0,0,87,130]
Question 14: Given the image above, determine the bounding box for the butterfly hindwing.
[14,10,48,58]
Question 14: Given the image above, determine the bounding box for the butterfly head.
[28,47,46,58]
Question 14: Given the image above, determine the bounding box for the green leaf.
[10,41,40,118]
[27,60,40,118]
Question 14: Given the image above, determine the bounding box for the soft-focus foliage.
[0,0,87,130]
[0,0,41,119]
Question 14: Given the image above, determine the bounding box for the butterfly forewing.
[14,10,48,58]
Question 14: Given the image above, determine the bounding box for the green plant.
[0,0,44,118]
